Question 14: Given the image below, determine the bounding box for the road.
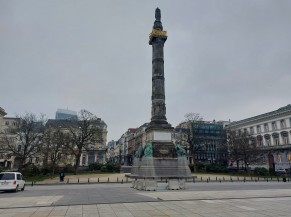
[1,182,291,216]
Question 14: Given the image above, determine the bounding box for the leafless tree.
[227,130,259,172]
[176,113,203,172]
[42,127,70,174]
[0,113,46,172]
[64,110,103,174]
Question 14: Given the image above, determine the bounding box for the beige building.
[45,118,107,167]
[228,105,291,170]
[0,107,19,169]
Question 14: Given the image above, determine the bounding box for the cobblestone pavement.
[0,197,291,216]
[0,182,291,216]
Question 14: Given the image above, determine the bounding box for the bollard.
[216,177,217,181]
[231,178,233,182]
[108,177,109,183]
[31,181,33,187]
[237,177,239,181]
[219,179,221,183]
[166,179,168,183]
[88,178,90,183]
[67,178,69,184]
[117,177,119,183]
[98,178,99,183]
[78,178,79,183]
[267,178,268,182]
[193,177,195,183]
[223,177,225,181]
[277,177,279,182]
[121,179,123,184]
[243,178,245,183]
[251,177,253,181]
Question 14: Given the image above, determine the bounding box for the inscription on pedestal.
[153,131,171,141]
[153,143,177,158]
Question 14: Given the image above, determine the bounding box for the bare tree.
[176,113,203,172]
[64,110,103,174]
[42,127,70,174]
[227,130,259,172]
[0,113,46,172]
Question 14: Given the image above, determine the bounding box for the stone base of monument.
[131,179,157,191]
[129,130,192,191]
[129,156,191,191]
[131,178,186,191]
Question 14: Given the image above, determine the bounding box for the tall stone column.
[149,8,171,129]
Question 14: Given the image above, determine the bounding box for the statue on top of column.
[155,8,161,21]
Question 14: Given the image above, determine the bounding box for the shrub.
[206,164,228,173]
[40,166,51,175]
[100,165,107,172]
[113,163,121,172]
[0,166,6,173]
[88,162,103,171]
[63,164,74,173]
[196,162,206,172]
[22,165,41,177]
[254,167,269,176]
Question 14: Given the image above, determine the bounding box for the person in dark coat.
[59,169,65,182]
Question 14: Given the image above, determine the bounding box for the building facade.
[174,120,229,165]
[228,105,291,170]
[46,118,107,167]
[0,107,19,169]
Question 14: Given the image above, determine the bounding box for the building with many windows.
[174,120,229,165]
[55,109,78,120]
[228,105,291,170]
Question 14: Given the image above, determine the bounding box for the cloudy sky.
[1,1,290,141]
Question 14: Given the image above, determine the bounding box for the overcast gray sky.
[1,0,291,142]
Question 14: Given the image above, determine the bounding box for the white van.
[0,172,25,192]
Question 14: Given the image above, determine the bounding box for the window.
[272,122,277,130]
[250,127,254,135]
[257,125,261,133]
[17,174,21,180]
[266,138,271,146]
[278,153,282,162]
[287,153,291,162]
[280,119,286,129]
[281,132,289,145]
[264,124,269,132]
[257,135,263,146]
[283,137,289,145]
[243,128,248,135]
[5,121,9,126]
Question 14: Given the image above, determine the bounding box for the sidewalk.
[1,188,291,216]
[37,173,277,184]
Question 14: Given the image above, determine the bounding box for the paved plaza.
[0,182,291,216]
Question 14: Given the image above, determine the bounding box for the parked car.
[0,172,25,192]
